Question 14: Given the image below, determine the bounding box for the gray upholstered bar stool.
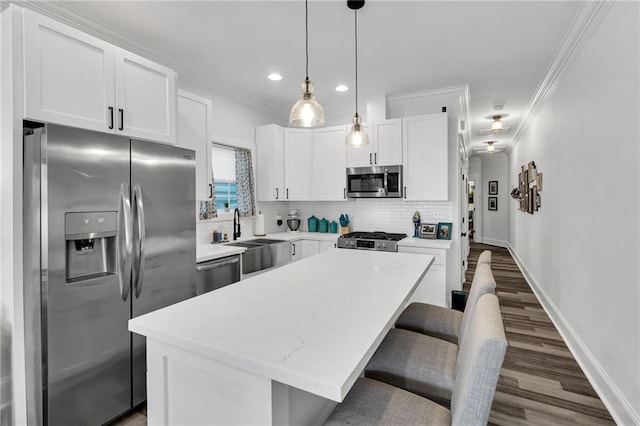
[325,294,507,426]
[477,249,492,266]
[395,263,496,344]
[364,292,502,406]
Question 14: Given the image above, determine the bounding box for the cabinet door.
[319,240,337,252]
[284,129,312,200]
[115,48,176,144]
[403,113,448,200]
[302,240,320,258]
[346,123,372,167]
[23,9,116,133]
[256,125,284,202]
[290,241,301,262]
[373,119,403,166]
[312,126,348,200]
[177,91,213,200]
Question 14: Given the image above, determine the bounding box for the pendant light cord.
[305,0,309,80]
[354,8,359,114]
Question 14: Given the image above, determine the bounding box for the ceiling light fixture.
[486,141,496,153]
[289,0,325,128]
[335,84,349,92]
[345,0,369,147]
[268,73,283,81]
[490,115,503,133]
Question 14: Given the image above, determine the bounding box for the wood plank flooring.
[466,243,615,425]
[113,243,615,425]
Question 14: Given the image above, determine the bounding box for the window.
[210,143,255,217]
[212,144,237,210]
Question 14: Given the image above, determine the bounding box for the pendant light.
[490,115,503,133]
[486,141,496,153]
[345,0,369,147]
[289,0,325,128]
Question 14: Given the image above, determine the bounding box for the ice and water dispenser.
[65,212,118,283]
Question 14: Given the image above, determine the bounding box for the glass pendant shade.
[345,113,369,147]
[290,79,325,128]
[491,116,503,133]
[487,143,495,152]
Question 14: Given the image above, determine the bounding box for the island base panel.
[146,339,336,425]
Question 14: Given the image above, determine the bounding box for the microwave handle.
[383,169,388,195]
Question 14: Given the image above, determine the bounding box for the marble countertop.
[397,237,453,250]
[130,249,434,402]
[197,231,340,263]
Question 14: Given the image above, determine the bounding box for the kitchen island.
[129,249,434,425]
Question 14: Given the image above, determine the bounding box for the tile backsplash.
[196,199,453,243]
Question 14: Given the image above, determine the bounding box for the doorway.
[468,180,476,241]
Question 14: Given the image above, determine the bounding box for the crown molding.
[510,1,612,148]
[387,84,470,111]
[9,0,288,116]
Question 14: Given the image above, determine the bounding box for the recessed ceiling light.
[268,73,283,81]
[335,84,349,92]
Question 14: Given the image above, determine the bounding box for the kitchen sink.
[227,239,290,274]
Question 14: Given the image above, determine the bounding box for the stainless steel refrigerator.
[23,123,196,425]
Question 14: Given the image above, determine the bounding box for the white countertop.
[397,237,453,250]
[197,231,340,263]
[130,249,434,402]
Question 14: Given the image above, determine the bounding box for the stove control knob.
[382,242,388,249]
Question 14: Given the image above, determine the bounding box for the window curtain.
[199,188,218,220]
[234,147,256,217]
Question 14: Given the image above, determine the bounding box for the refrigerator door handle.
[118,182,133,301]
[132,183,146,298]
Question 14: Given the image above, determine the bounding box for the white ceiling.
[39,1,581,153]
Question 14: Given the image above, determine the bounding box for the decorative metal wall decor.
[514,161,542,214]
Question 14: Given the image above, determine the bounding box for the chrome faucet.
[233,208,241,240]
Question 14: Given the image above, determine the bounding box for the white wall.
[480,153,509,246]
[508,2,639,423]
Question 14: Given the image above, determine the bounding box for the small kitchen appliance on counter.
[337,231,407,252]
[287,210,301,232]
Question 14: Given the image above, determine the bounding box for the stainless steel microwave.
[346,165,403,198]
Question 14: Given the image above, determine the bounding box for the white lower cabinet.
[177,90,213,200]
[290,239,337,263]
[398,245,448,307]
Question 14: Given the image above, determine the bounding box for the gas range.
[337,231,407,253]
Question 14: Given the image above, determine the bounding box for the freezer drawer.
[196,255,241,295]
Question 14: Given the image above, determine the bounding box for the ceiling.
[36,1,581,154]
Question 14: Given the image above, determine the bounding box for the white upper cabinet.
[347,119,402,167]
[114,48,176,143]
[23,9,176,144]
[256,125,285,202]
[23,9,116,133]
[312,126,348,201]
[403,113,448,201]
[177,90,213,200]
[283,128,312,200]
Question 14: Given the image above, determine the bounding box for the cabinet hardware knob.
[209,184,213,199]
[275,188,279,200]
[286,188,289,199]
[461,232,467,237]
[404,186,407,199]
[369,153,372,165]
[374,153,377,164]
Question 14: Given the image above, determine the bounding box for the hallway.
[466,243,615,425]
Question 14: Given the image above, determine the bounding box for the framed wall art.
[488,197,498,211]
[488,180,498,195]
[437,222,452,240]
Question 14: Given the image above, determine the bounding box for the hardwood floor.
[466,242,615,425]
[114,243,615,425]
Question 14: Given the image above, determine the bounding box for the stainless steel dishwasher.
[196,254,241,295]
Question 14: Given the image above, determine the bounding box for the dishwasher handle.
[196,257,240,272]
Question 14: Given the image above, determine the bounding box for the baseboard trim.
[478,237,509,248]
[507,244,639,426]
